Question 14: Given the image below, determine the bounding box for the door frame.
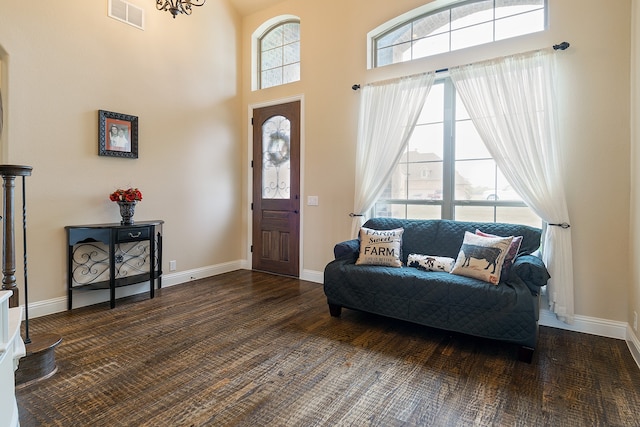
[246,95,305,276]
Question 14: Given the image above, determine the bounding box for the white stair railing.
[0,290,25,427]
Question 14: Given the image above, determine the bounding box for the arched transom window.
[259,20,300,89]
[372,0,546,68]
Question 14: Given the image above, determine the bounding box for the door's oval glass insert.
[262,115,291,199]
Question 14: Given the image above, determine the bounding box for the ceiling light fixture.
[156,0,206,19]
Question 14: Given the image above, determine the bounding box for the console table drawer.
[117,227,150,242]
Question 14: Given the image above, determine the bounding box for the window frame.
[372,76,536,224]
[257,19,301,90]
[368,0,547,69]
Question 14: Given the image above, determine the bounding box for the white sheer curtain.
[449,49,574,323]
[351,73,435,237]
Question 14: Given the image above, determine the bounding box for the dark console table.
[66,220,163,309]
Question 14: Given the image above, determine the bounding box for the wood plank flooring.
[15,270,640,426]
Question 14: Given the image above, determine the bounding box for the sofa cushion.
[407,254,455,272]
[355,227,404,267]
[451,231,513,284]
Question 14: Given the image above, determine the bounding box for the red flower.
[109,188,143,203]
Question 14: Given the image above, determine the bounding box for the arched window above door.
[253,16,301,90]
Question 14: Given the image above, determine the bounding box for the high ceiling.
[227,0,284,16]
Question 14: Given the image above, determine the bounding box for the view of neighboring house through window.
[374,0,546,68]
[373,78,541,227]
[260,20,300,89]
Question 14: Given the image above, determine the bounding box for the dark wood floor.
[15,270,640,426]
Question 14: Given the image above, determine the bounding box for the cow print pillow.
[450,231,514,285]
[476,229,523,278]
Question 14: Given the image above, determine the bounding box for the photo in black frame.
[98,110,138,159]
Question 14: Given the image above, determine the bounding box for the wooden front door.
[252,101,300,277]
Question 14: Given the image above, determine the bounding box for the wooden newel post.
[0,163,62,386]
[0,165,32,308]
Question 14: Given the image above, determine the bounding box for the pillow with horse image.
[476,229,523,278]
[355,227,404,267]
[408,254,455,273]
[451,231,513,285]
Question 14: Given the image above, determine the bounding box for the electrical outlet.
[169,260,176,271]
[634,311,638,332]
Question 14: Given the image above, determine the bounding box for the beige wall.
[242,0,633,322]
[631,0,640,343]
[0,1,243,303]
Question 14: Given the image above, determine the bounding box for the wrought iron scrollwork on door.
[262,115,291,199]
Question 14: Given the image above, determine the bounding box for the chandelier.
[156,0,206,18]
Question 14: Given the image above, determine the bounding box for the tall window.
[259,20,300,89]
[372,78,540,227]
[372,0,546,68]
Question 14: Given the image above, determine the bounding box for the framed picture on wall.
[98,110,138,159]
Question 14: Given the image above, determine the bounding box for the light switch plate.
[307,196,319,206]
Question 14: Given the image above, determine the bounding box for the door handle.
[293,210,299,214]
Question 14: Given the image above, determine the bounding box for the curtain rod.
[352,41,570,91]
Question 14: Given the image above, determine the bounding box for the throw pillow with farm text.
[356,227,404,267]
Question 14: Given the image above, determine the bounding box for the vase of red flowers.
[109,188,143,225]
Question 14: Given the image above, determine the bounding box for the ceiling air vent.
[108,0,145,30]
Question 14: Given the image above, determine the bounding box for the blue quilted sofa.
[323,218,550,362]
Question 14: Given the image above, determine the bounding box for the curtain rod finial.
[352,84,361,91]
[553,41,570,51]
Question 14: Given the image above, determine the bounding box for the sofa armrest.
[334,239,360,259]
[510,254,550,294]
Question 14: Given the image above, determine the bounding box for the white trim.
[539,307,628,340]
[301,269,323,284]
[523,308,640,369]
[247,95,305,279]
[8,402,19,427]
[24,260,243,318]
[539,291,639,369]
[161,261,244,286]
[627,326,640,369]
[24,262,320,320]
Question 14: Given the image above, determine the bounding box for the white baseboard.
[23,260,244,319]
[539,308,628,340]
[161,261,245,287]
[301,269,323,284]
[627,326,640,369]
[540,308,640,370]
